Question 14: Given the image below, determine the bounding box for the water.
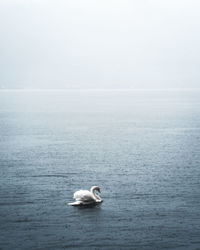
[0,89,200,250]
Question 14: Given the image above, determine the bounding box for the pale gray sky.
[0,0,200,89]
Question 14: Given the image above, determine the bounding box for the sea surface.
[0,89,200,250]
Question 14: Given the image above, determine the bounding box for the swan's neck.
[91,187,101,201]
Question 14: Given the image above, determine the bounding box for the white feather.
[74,190,96,202]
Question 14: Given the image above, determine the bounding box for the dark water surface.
[0,90,200,250]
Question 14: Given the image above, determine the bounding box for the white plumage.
[68,186,102,206]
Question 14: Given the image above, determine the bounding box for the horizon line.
[0,88,200,92]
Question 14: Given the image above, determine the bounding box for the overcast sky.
[0,0,200,89]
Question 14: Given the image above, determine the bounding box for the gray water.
[0,90,200,250]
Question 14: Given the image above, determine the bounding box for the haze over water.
[0,89,200,249]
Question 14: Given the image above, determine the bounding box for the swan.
[68,186,103,206]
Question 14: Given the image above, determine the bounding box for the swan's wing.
[73,190,95,202]
[68,201,82,206]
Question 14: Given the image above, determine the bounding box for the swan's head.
[91,186,101,193]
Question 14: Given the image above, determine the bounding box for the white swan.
[68,186,103,206]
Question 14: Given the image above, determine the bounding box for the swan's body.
[68,186,102,206]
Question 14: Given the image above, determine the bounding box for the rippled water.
[0,90,200,249]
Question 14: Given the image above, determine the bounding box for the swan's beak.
[98,189,101,193]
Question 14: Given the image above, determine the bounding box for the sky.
[0,0,200,89]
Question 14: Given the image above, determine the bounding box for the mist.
[0,0,200,89]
